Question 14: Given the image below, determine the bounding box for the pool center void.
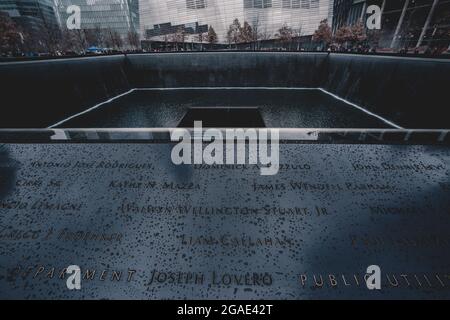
[0,52,449,129]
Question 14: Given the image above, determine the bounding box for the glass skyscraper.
[332,0,450,50]
[56,0,139,37]
[0,0,60,34]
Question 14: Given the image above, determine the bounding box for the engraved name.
[180,234,294,248]
[0,226,122,242]
[118,202,329,216]
[147,270,273,287]
[350,234,450,248]
[29,160,154,170]
[351,162,445,172]
[109,180,200,191]
[0,199,82,211]
[253,181,396,192]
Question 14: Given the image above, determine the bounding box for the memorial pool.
[50,88,397,129]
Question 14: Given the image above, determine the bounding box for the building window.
[282,0,291,8]
[263,0,272,8]
[244,0,272,9]
[244,0,253,8]
[187,0,206,9]
[282,0,316,9]
[301,0,310,9]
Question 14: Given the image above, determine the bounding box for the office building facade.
[139,0,334,42]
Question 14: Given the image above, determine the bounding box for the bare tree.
[196,32,206,50]
[250,15,271,50]
[293,25,303,51]
[227,18,242,48]
[334,25,353,49]
[170,27,186,50]
[259,26,272,41]
[112,31,123,50]
[93,26,106,48]
[163,34,169,51]
[60,29,82,54]
[197,32,205,43]
[105,29,123,50]
[0,12,24,56]
[37,24,60,54]
[84,29,99,47]
[366,29,381,50]
[276,23,294,49]
[127,30,140,49]
[207,26,218,44]
[312,19,332,50]
[240,21,254,43]
[350,20,367,47]
[102,29,113,50]
[74,29,87,51]
[251,15,261,49]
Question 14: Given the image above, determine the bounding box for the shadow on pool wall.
[0,52,449,129]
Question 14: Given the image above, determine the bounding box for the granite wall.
[1,52,448,128]
[0,55,130,128]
